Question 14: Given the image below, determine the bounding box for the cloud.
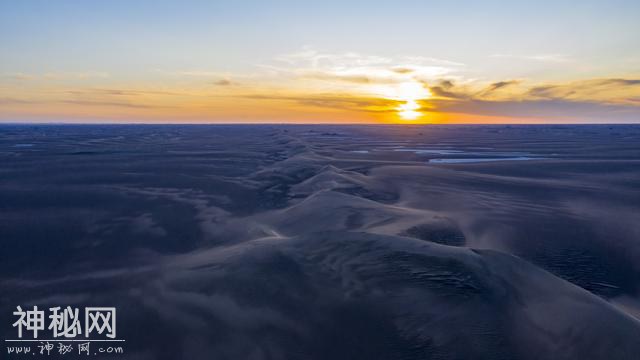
[158,70,247,86]
[242,93,401,113]
[418,77,640,122]
[169,70,225,77]
[428,85,465,99]
[527,78,640,101]
[213,79,234,86]
[1,73,36,81]
[275,47,393,68]
[64,88,183,97]
[0,97,36,105]
[2,46,638,123]
[276,47,465,70]
[391,67,414,74]
[61,100,158,109]
[44,72,110,80]
[423,77,640,103]
[490,54,573,63]
[425,98,639,121]
[422,79,470,100]
[269,47,463,87]
[1,72,110,81]
[296,69,401,85]
[601,79,640,86]
[0,96,165,109]
[483,80,521,93]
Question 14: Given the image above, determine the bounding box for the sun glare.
[375,81,430,121]
[397,99,421,120]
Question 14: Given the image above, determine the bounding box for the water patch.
[428,157,544,164]
[393,148,464,155]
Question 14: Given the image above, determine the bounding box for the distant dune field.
[1,124,640,359]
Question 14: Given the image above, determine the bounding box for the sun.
[397,99,421,120]
[369,81,430,121]
[394,82,430,120]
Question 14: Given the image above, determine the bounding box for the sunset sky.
[1,0,639,124]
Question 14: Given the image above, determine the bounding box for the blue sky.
[1,0,639,123]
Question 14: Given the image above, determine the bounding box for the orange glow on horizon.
[1,75,636,125]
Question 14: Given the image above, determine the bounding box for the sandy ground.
[1,124,639,359]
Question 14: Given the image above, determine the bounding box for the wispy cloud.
[1,47,639,123]
[269,47,464,86]
[424,98,640,122]
[2,72,110,80]
[490,53,573,63]
[482,80,522,94]
[60,100,159,109]
[424,77,640,102]
[213,79,235,86]
[420,77,640,122]
[64,88,185,97]
[0,97,36,105]
[241,93,401,113]
[527,78,640,103]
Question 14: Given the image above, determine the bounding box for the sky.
[1,0,639,124]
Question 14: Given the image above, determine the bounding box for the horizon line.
[1,121,639,126]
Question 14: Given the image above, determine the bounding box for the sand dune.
[1,124,639,359]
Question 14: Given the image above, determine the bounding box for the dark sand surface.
[1,124,640,359]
